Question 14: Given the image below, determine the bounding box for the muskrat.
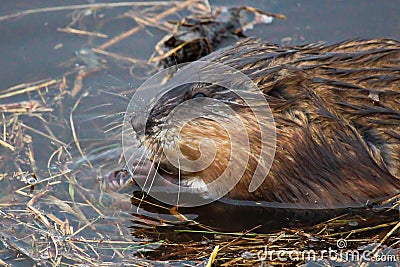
[124,38,400,211]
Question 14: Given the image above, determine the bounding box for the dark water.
[0,1,399,265]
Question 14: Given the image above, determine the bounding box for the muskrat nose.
[130,115,145,134]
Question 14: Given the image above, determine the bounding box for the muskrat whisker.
[130,142,162,193]
[96,89,132,103]
[84,103,115,112]
[104,121,125,134]
[100,112,130,133]
[101,112,127,123]
[104,116,125,127]
[129,110,150,117]
[145,153,162,195]
[76,106,126,124]
[77,114,109,123]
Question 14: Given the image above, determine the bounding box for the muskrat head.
[127,62,276,206]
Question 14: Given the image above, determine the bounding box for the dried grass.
[0,1,398,266]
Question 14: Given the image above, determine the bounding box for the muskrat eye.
[192,92,206,98]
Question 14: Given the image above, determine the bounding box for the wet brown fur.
[144,38,400,208]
